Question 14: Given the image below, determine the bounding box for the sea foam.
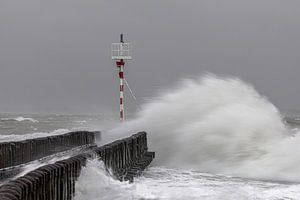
[105,74,300,182]
[1,116,39,123]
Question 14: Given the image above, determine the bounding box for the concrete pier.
[0,132,154,200]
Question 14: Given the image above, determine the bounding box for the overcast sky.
[0,0,300,114]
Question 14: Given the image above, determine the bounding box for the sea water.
[1,74,300,199]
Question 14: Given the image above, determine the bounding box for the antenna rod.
[120,33,124,43]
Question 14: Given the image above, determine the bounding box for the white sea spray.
[105,75,300,182]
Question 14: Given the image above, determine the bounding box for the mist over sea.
[1,75,300,199]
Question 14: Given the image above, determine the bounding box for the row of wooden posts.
[0,131,97,169]
[0,132,155,200]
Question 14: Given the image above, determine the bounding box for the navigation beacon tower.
[111,34,132,121]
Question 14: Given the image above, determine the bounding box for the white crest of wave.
[74,159,138,200]
[16,155,70,178]
[1,116,39,123]
[105,74,300,182]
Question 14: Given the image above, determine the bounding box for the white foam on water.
[16,155,70,178]
[132,167,300,200]
[74,159,135,200]
[1,116,39,123]
[0,128,70,142]
[75,159,300,200]
[104,74,300,182]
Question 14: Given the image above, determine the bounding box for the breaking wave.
[75,159,134,200]
[1,116,39,123]
[106,74,300,182]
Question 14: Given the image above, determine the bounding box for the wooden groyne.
[285,117,300,125]
[96,132,154,181]
[0,132,155,200]
[0,131,98,169]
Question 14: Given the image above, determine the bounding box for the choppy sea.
[2,75,300,199]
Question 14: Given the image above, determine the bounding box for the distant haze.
[0,0,300,114]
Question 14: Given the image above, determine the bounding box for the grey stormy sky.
[0,0,300,114]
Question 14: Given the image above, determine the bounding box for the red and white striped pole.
[112,34,131,121]
[116,59,125,121]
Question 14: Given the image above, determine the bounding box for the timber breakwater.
[0,131,155,200]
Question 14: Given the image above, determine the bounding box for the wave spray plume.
[106,74,300,181]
